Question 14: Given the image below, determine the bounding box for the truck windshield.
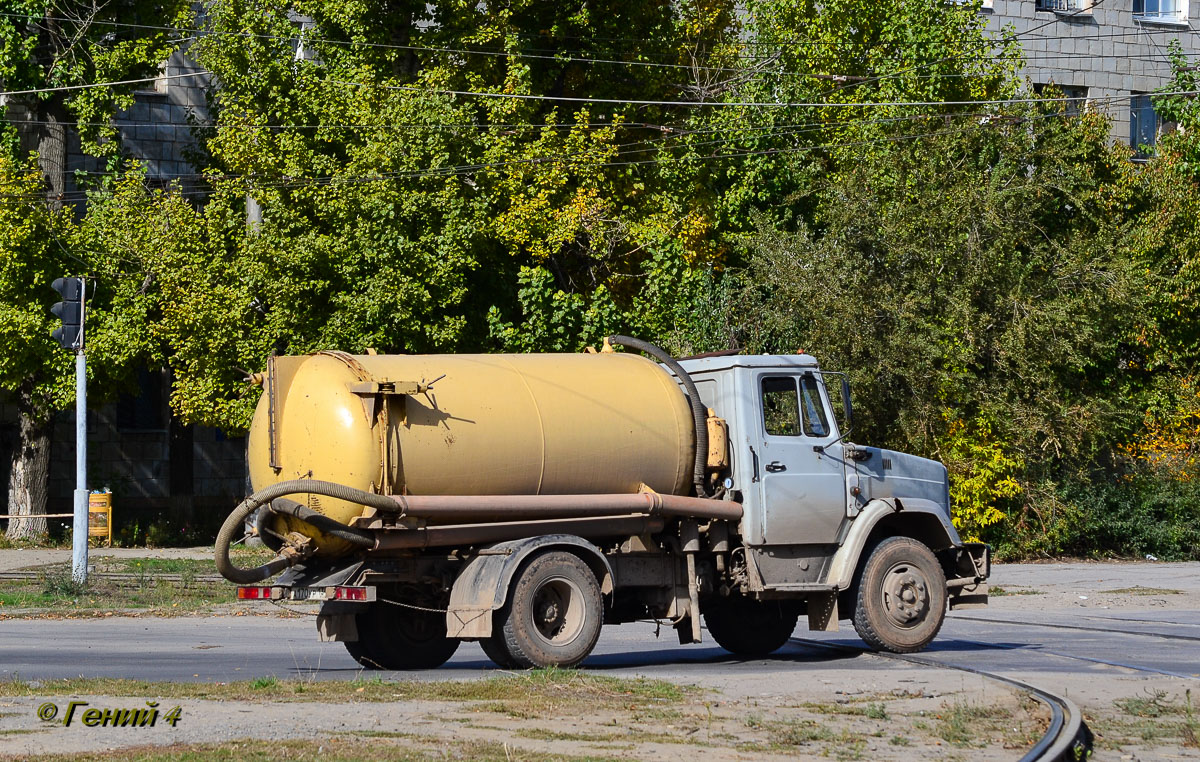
[799,376,830,437]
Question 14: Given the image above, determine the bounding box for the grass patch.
[936,700,1015,748]
[0,574,238,613]
[1099,586,1183,596]
[0,549,279,614]
[989,586,1044,597]
[799,700,889,719]
[5,736,609,761]
[767,719,834,746]
[0,669,696,712]
[1115,689,1187,718]
[516,728,620,743]
[759,720,867,760]
[1106,689,1199,748]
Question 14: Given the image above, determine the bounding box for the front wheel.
[494,551,604,668]
[851,537,947,654]
[345,600,460,670]
[704,597,799,656]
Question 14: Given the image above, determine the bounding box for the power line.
[0,106,1107,203]
[335,79,1197,109]
[38,100,1124,186]
[6,5,1176,88]
[146,109,1099,199]
[0,70,208,98]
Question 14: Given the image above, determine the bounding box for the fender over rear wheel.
[493,551,604,669]
[704,597,799,656]
[851,536,947,654]
[344,600,460,670]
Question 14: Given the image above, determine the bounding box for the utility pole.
[51,277,87,584]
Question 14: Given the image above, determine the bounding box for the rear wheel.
[495,551,603,668]
[345,600,460,670]
[851,537,947,654]
[479,633,521,669]
[704,597,799,656]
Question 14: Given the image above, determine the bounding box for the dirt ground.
[0,668,1044,761]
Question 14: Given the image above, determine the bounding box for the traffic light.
[50,277,85,350]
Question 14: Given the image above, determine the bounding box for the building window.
[1036,0,1089,12]
[1134,0,1187,21]
[116,367,168,431]
[135,61,169,97]
[1130,93,1160,158]
[1034,83,1089,116]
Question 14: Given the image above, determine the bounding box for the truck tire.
[345,601,460,670]
[703,597,799,656]
[495,551,603,669]
[479,633,521,669]
[851,536,947,654]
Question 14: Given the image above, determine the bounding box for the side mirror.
[840,377,854,436]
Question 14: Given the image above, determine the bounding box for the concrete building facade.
[984,0,1200,150]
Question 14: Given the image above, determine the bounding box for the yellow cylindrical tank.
[247,352,695,554]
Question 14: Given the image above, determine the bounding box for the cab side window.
[799,376,830,437]
[761,377,800,436]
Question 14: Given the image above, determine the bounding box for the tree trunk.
[35,96,69,210]
[6,389,52,541]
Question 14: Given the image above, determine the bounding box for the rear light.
[237,586,275,600]
[331,586,370,601]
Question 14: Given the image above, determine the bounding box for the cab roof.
[677,353,822,375]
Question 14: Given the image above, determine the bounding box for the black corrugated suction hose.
[215,479,393,584]
[607,335,711,498]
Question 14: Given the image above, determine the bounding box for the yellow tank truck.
[216,337,989,669]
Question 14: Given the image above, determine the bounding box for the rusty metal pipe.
[373,514,666,551]
[385,493,742,523]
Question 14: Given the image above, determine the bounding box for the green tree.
[0,0,190,197]
[152,0,747,429]
[0,155,76,537]
[736,105,1149,542]
[0,157,171,539]
[0,0,190,534]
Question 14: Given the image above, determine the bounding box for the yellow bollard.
[88,492,112,547]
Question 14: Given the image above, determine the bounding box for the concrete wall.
[115,50,211,192]
[985,0,1200,145]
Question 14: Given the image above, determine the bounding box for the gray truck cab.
[682,354,989,642]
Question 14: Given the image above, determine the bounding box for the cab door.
[756,372,848,545]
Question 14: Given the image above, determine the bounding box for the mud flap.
[948,582,989,611]
[807,591,839,632]
[317,613,358,642]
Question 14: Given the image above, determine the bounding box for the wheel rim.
[880,562,930,629]
[528,575,586,647]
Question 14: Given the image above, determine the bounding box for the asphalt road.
[0,561,1196,687]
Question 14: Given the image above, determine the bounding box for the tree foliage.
[2,0,1200,556]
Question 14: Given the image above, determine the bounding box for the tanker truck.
[216,336,989,670]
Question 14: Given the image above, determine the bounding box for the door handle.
[765,461,787,473]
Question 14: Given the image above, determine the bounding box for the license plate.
[287,587,328,601]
